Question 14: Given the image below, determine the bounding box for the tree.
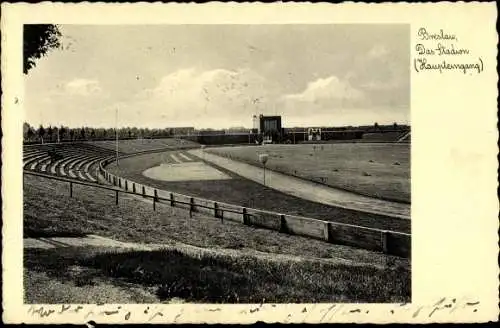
[27,128,34,141]
[59,126,66,140]
[108,129,113,139]
[69,129,75,141]
[47,126,53,142]
[23,122,31,138]
[37,125,45,143]
[23,24,62,74]
[53,126,59,142]
[80,128,86,140]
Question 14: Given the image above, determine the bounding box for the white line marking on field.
[40,164,48,172]
[68,170,77,178]
[178,153,192,161]
[143,162,231,181]
[170,154,183,164]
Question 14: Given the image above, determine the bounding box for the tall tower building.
[252,115,259,133]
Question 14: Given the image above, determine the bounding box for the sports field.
[207,143,410,204]
[106,150,410,233]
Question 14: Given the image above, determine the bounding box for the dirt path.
[189,149,410,219]
[24,235,376,267]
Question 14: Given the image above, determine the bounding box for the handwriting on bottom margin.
[402,297,480,319]
[414,57,483,74]
[26,298,481,322]
[316,297,480,321]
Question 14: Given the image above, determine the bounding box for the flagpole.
[115,107,119,166]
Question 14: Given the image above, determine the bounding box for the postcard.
[1,2,498,324]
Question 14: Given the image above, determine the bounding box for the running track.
[189,149,410,220]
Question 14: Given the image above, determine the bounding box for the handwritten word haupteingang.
[414,58,483,74]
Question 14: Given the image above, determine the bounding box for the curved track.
[24,142,410,232]
[105,149,410,233]
[190,149,410,219]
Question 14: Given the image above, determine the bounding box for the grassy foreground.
[207,143,410,204]
[25,246,409,304]
[23,174,410,303]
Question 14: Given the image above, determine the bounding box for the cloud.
[344,45,409,106]
[282,75,364,105]
[104,67,281,128]
[64,78,102,96]
[366,44,389,59]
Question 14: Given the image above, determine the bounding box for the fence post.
[113,176,116,186]
[214,202,218,218]
[118,179,122,188]
[115,190,119,205]
[323,222,331,242]
[69,181,73,198]
[279,214,288,233]
[381,230,389,254]
[189,197,194,217]
[132,183,136,194]
[242,207,248,225]
[125,180,128,191]
[142,186,146,198]
[170,193,174,206]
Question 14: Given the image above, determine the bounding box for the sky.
[24,24,410,129]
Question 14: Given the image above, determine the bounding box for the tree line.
[23,122,191,144]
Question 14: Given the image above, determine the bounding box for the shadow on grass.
[23,213,91,238]
[24,229,89,238]
[25,247,410,303]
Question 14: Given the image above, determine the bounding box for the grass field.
[106,151,410,233]
[207,143,410,204]
[86,138,199,154]
[24,174,410,303]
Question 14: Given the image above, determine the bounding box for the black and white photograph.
[21,23,411,304]
[2,2,498,325]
